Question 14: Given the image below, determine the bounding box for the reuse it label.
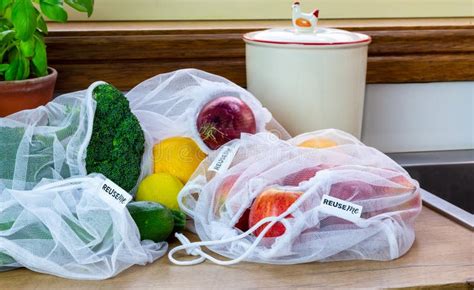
[98,178,133,211]
[208,144,240,174]
[319,194,363,223]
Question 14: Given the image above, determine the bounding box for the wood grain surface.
[1,206,472,289]
[45,18,474,92]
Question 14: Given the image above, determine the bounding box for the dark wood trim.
[46,19,474,91]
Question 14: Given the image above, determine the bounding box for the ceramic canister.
[244,3,371,137]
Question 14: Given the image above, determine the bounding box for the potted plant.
[0,0,93,116]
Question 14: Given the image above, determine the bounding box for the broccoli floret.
[85,84,145,192]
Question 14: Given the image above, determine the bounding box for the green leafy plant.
[0,0,93,81]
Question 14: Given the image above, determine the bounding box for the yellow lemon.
[135,173,184,210]
[153,137,207,183]
[298,137,338,149]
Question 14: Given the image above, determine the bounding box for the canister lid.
[243,27,371,47]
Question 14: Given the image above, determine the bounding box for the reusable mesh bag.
[0,83,96,191]
[0,174,166,279]
[126,68,290,154]
[169,129,422,265]
[0,82,160,277]
[0,81,154,193]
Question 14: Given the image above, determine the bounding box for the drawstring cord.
[27,177,99,193]
[168,215,291,266]
[169,185,312,266]
[170,169,402,266]
[177,175,208,219]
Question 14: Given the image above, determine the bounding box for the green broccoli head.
[85,84,145,192]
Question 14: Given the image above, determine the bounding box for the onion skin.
[197,96,257,150]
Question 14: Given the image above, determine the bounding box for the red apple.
[197,96,257,150]
[371,172,421,220]
[373,169,417,195]
[329,180,376,202]
[320,176,420,228]
[281,166,323,186]
[249,188,302,237]
[234,208,251,231]
[213,174,239,216]
[370,191,421,222]
[320,180,376,227]
[213,174,251,231]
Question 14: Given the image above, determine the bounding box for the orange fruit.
[153,137,207,183]
[298,137,338,149]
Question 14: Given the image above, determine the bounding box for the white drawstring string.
[177,177,207,219]
[170,167,402,266]
[169,185,316,266]
[169,233,206,265]
[27,177,99,192]
[168,214,290,266]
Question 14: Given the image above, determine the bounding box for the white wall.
[362,82,474,153]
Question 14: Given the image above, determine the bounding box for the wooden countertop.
[1,207,473,289]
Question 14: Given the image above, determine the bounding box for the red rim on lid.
[243,27,371,47]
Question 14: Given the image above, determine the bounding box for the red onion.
[197,96,257,150]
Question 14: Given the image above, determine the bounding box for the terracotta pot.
[0,67,58,117]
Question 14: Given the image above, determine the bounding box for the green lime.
[127,201,175,242]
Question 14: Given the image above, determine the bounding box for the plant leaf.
[5,55,19,80]
[5,47,30,80]
[0,18,10,28]
[40,0,67,22]
[32,35,47,77]
[65,0,93,16]
[0,29,14,43]
[0,0,12,14]
[0,63,8,72]
[2,5,12,21]
[0,43,10,61]
[37,15,48,34]
[20,55,29,79]
[20,37,35,58]
[11,0,37,41]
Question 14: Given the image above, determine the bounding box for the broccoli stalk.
[85,84,145,192]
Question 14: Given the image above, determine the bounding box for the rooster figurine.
[292,1,319,32]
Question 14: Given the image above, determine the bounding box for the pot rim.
[243,31,372,48]
[0,67,57,85]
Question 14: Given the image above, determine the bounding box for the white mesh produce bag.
[169,129,422,265]
[0,83,96,191]
[126,68,290,154]
[0,81,151,192]
[0,81,160,277]
[0,174,166,279]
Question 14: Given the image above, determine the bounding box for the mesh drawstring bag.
[0,81,161,277]
[169,129,422,265]
[0,83,96,191]
[126,68,290,154]
[0,81,151,192]
[0,174,166,279]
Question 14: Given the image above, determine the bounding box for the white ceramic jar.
[244,25,371,138]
